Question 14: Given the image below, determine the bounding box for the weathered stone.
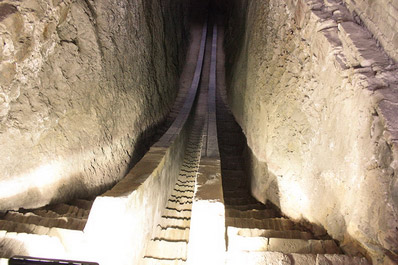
[344,0,398,62]
[0,0,190,210]
[224,0,398,263]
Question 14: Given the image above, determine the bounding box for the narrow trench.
[0,6,371,265]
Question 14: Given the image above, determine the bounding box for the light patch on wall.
[279,176,310,218]
[0,161,63,199]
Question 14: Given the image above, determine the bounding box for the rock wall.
[343,0,398,62]
[0,0,190,210]
[224,0,398,263]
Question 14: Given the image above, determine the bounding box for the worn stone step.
[3,212,86,230]
[46,203,89,219]
[228,235,339,254]
[171,190,194,198]
[225,252,369,265]
[0,231,67,259]
[217,121,243,131]
[219,144,244,154]
[228,226,313,239]
[68,199,94,211]
[168,197,193,204]
[222,170,245,178]
[226,217,294,230]
[225,203,267,211]
[268,238,341,254]
[154,226,190,242]
[223,181,247,191]
[172,186,195,193]
[166,202,193,212]
[0,220,50,235]
[162,209,191,219]
[223,189,250,198]
[224,197,260,205]
[159,216,191,229]
[221,157,243,170]
[29,207,88,220]
[176,178,196,185]
[143,257,185,265]
[174,182,195,190]
[226,208,278,219]
[0,220,84,247]
[145,240,187,260]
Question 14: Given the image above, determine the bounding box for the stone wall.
[343,0,398,62]
[225,0,398,263]
[0,0,189,210]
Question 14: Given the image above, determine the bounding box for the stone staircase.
[0,19,374,265]
[143,114,204,265]
[0,199,93,260]
[216,73,369,265]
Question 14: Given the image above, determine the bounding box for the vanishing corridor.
[0,1,397,265]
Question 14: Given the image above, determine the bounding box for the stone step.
[268,238,341,254]
[222,170,245,178]
[143,257,185,265]
[145,240,187,260]
[174,182,195,189]
[176,178,196,185]
[29,207,88,220]
[221,157,243,170]
[162,209,191,219]
[159,216,191,229]
[226,217,294,230]
[166,202,193,212]
[0,220,84,249]
[46,203,90,219]
[0,231,67,259]
[224,197,260,205]
[226,208,278,219]
[0,220,50,235]
[228,235,340,254]
[219,144,244,154]
[222,181,247,191]
[68,199,94,211]
[217,121,242,132]
[172,186,195,193]
[225,203,267,211]
[3,212,86,230]
[170,190,194,198]
[223,189,250,198]
[225,252,370,265]
[168,197,193,204]
[222,179,247,189]
[154,226,190,242]
[227,226,313,239]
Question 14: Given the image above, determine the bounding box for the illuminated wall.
[0,0,190,210]
[224,0,398,263]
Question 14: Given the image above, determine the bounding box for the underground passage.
[0,0,397,264]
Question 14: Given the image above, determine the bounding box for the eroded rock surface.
[224,0,398,263]
[0,0,189,210]
[343,0,398,63]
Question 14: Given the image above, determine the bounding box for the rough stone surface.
[224,0,398,263]
[0,0,189,210]
[343,0,398,63]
